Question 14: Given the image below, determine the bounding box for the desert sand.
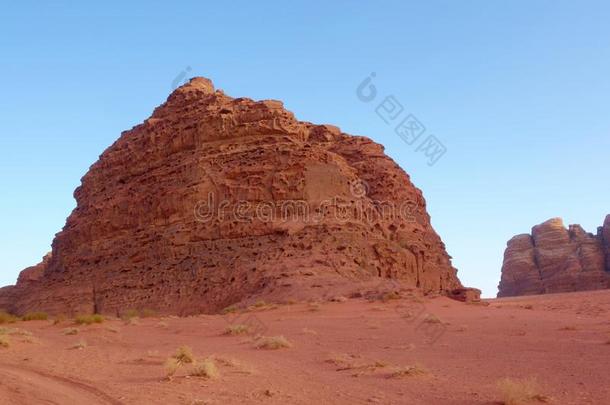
[1,290,609,405]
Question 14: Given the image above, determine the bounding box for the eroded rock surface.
[498,216,610,297]
[1,77,463,316]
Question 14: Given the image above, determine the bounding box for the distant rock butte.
[0,77,468,316]
[498,215,610,297]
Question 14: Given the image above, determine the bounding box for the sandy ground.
[1,290,609,405]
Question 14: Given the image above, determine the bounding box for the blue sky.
[1,1,609,297]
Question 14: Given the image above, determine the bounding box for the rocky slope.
[498,215,610,297]
[0,77,465,316]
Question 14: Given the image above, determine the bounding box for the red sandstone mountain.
[0,77,467,316]
[497,215,610,297]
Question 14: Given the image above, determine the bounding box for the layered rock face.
[498,216,610,297]
[0,77,462,316]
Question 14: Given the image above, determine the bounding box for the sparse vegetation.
[0,335,10,348]
[75,314,104,325]
[389,364,428,378]
[381,291,401,302]
[156,321,168,328]
[164,358,180,379]
[224,324,250,336]
[254,335,292,350]
[523,304,534,310]
[423,314,441,324]
[70,339,87,350]
[559,325,577,331]
[0,311,19,324]
[189,358,219,379]
[22,312,48,321]
[62,327,79,335]
[497,377,549,405]
[253,300,267,308]
[308,302,322,312]
[301,327,317,335]
[173,345,194,365]
[141,309,157,318]
[222,305,239,314]
[53,314,66,325]
[122,309,139,320]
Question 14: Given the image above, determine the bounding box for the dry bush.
[62,327,79,335]
[301,328,317,335]
[381,291,401,302]
[189,358,219,379]
[0,311,19,324]
[0,335,10,348]
[330,296,348,303]
[308,302,322,312]
[522,304,534,310]
[388,364,428,378]
[53,314,66,325]
[558,325,577,331]
[224,324,250,336]
[106,326,120,333]
[75,314,104,325]
[173,345,194,365]
[222,305,239,314]
[70,339,87,350]
[497,377,549,405]
[141,309,157,318]
[22,312,48,321]
[422,314,441,324]
[164,358,180,379]
[156,321,168,328]
[121,309,139,320]
[254,335,292,350]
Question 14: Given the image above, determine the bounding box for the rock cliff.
[1,77,463,316]
[498,216,610,297]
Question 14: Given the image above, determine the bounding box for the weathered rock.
[498,216,610,297]
[0,77,463,316]
[448,287,482,303]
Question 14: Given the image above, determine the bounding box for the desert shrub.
[122,309,139,320]
[221,305,239,314]
[497,377,549,405]
[53,314,66,325]
[141,309,157,318]
[75,314,104,325]
[381,291,401,302]
[189,358,219,379]
[164,358,180,379]
[389,364,428,378]
[173,345,194,365]
[254,335,292,350]
[0,335,10,348]
[224,324,250,336]
[22,312,48,321]
[62,327,79,335]
[0,311,19,324]
[70,339,87,350]
[422,314,441,324]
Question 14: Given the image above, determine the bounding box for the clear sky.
[1,1,609,297]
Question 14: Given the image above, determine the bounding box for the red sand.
[1,290,609,404]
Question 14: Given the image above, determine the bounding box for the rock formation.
[498,216,610,297]
[0,77,464,316]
